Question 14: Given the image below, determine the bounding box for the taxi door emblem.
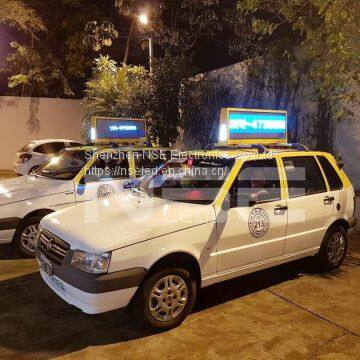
[248,208,270,238]
[97,184,115,199]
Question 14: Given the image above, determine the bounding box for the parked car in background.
[14,139,83,176]
[1,145,170,256]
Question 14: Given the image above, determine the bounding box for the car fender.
[109,221,218,281]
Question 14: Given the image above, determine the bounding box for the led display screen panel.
[228,110,286,140]
[94,118,146,141]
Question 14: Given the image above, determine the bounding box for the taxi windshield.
[141,156,234,204]
[35,150,88,180]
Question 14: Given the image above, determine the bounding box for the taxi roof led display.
[229,111,286,140]
[95,118,146,140]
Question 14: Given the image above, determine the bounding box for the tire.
[131,268,197,330]
[13,215,43,257]
[316,225,348,271]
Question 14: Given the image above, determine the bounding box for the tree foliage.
[180,74,235,147]
[233,0,360,150]
[1,0,132,97]
[0,0,46,36]
[82,55,152,140]
[149,54,195,146]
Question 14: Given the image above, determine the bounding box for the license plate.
[40,254,53,276]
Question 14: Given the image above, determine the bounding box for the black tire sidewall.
[318,225,348,270]
[13,215,42,257]
[133,268,197,330]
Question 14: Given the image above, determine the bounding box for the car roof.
[181,149,332,159]
[29,139,82,146]
[65,144,171,152]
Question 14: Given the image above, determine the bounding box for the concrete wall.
[0,96,84,170]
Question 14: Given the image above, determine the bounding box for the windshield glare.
[35,150,87,180]
[141,156,234,204]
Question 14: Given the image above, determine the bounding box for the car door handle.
[324,196,335,204]
[274,205,288,214]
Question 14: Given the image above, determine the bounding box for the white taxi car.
[1,145,169,256]
[14,139,83,176]
[35,149,356,330]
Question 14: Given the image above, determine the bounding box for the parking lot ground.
[0,234,359,360]
[0,170,16,180]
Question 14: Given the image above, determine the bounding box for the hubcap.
[20,224,39,253]
[327,232,345,265]
[149,275,188,322]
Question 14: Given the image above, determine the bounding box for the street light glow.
[138,13,149,25]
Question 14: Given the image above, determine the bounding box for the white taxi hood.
[0,175,71,205]
[41,192,216,253]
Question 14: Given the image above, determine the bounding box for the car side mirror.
[79,176,86,185]
[123,179,140,189]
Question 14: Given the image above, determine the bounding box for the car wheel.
[316,225,348,271]
[131,268,197,330]
[13,216,42,257]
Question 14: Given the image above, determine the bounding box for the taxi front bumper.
[39,268,138,314]
[35,230,147,314]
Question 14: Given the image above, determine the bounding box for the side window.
[34,142,65,154]
[317,155,343,191]
[48,142,66,154]
[69,142,82,147]
[84,152,129,183]
[33,144,47,154]
[229,159,281,207]
[283,156,326,198]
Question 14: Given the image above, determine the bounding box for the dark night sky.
[0,0,241,97]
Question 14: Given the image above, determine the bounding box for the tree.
[148,54,195,146]
[233,0,360,151]
[82,55,152,140]
[0,0,45,36]
[0,0,138,98]
[180,74,234,147]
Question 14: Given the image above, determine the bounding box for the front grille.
[38,230,70,265]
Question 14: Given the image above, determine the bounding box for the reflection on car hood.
[41,192,216,253]
[0,175,69,205]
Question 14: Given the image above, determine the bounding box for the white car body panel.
[0,176,132,244]
[41,192,216,254]
[215,200,287,272]
[14,139,81,176]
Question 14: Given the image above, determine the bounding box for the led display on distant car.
[91,117,146,142]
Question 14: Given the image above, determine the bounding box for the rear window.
[317,155,343,190]
[283,156,327,198]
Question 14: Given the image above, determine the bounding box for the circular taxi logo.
[248,208,270,238]
[97,184,115,199]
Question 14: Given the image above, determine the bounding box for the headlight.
[71,250,111,274]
